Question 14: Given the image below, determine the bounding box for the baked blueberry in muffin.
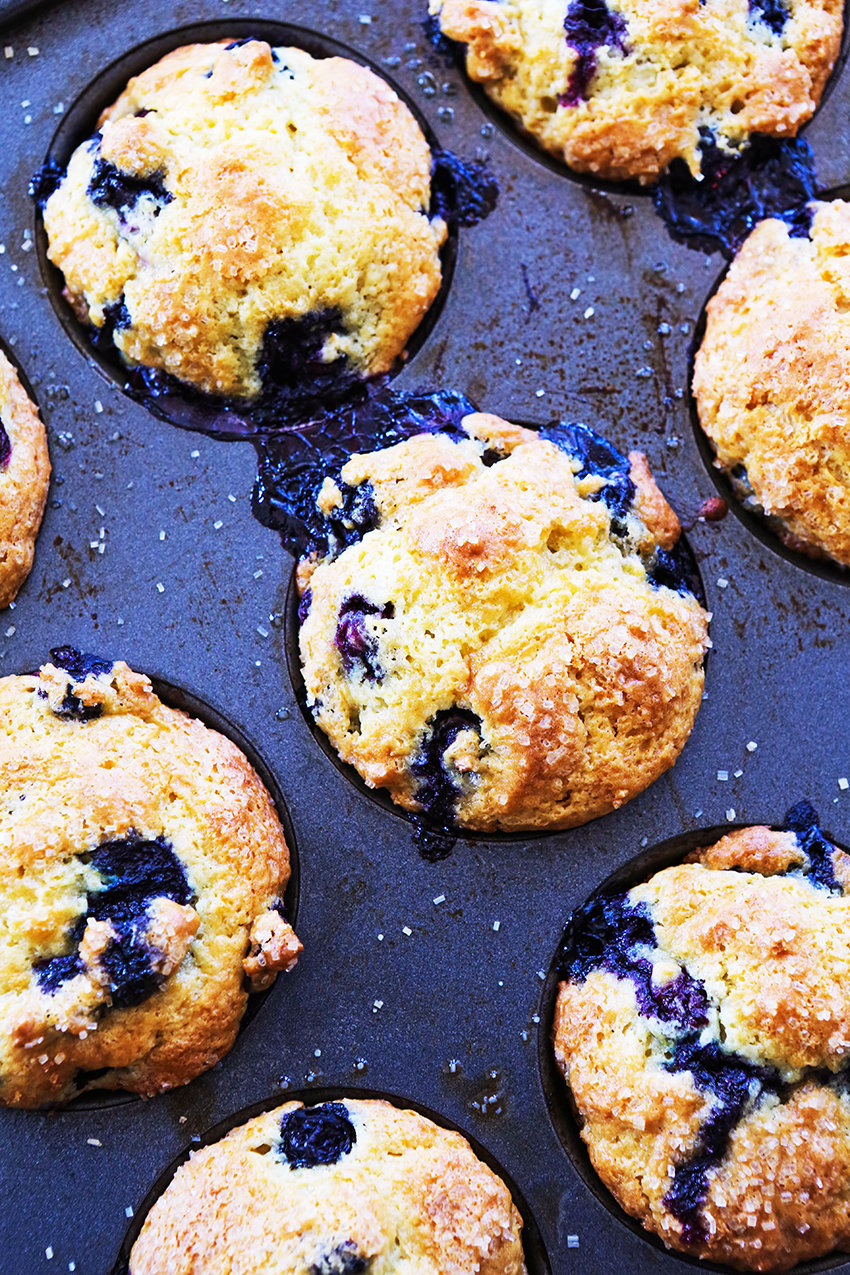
[0,350,50,607]
[262,390,708,833]
[0,649,301,1107]
[429,0,842,183]
[553,803,850,1271]
[128,1097,527,1274]
[39,39,448,422]
[694,198,850,567]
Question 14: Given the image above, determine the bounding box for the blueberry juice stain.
[653,132,817,258]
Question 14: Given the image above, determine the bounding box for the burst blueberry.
[35,832,192,1008]
[87,152,173,218]
[335,595,394,680]
[310,1242,370,1275]
[562,0,629,106]
[749,0,788,34]
[411,708,482,828]
[784,799,841,892]
[664,1039,779,1242]
[279,1103,356,1168]
[564,893,709,1028]
[46,647,113,722]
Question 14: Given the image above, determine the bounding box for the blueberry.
[411,707,482,828]
[34,951,83,993]
[225,37,257,50]
[429,151,498,227]
[90,298,132,353]
[45,647,113,722]
[310,1242,370,1275]
[28,159,65,210]
[253,310,365,421]
[298,588,313,625]
[664,1040,779,1242]
[653,132,816,258]
[34,832,192,1007]
[562,0,629,106]
[749,0,788,34]
[540,420,635,520]
[49,646,112,681]
[279,1103,356,1168]
[645,542,704,597]
[421,14,462,64]
[563,893,709,1028]
[783,799,841,893]
[87,152,173,218]
[0,421,11,468]
[335,595,394,680]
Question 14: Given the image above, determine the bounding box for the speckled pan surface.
[2,0,850,1273]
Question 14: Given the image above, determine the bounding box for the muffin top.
[129,1096,527,1275]
[290,399,708,832]
[694,199,850,568]
[0,649,300,1107]
[0,349,50,608]
[431,0,842,183]
[553,802,850,1271]
[41,39,446,412]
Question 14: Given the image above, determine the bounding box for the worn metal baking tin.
[2,1,850,1272]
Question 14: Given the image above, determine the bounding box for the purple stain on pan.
[253,388,477,559]
[335,595,394,680]
[654,132,817,258]
[562,0,628,106]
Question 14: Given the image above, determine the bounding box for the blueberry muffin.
[0,648,301,1108]
[40,39,446,414]
[293,401,709,833]
[0,350,50,607]
[129,1096,527,1274]
[429,0,842,183]
[694,199,850,567]
[553,802,850,1271]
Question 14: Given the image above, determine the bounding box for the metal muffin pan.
[2,0,850,1271]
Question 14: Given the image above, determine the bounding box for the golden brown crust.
[0,351,50,608]
[130,1098,527,1275]
[694,201,850,566]
[554,823,850,1270]
[44,40,445,399]
[299,411,708,831]
[432,0,843,182]
[0,656,299,1107]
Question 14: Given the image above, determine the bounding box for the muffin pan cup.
[3,0,850,1272]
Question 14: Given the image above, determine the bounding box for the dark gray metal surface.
[0,2,849,1273]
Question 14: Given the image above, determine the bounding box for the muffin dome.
[41,39,447,413]
[430,0,842,183]
[0,649,300,1107]
[554,803,850,1271]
